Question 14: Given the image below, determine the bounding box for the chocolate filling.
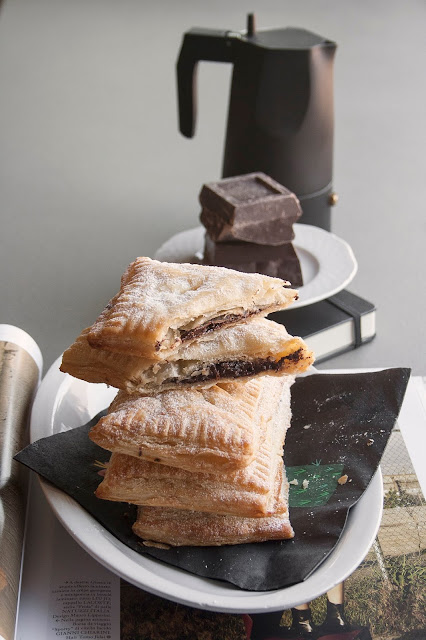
[179,311,257,342]
[173,349,304,385]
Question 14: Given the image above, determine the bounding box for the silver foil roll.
[0,326,42,640]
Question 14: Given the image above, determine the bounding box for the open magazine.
[12,375,426,640]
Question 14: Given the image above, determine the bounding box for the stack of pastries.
[60,257,314,547]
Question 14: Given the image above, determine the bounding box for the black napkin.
[15,369,409,591]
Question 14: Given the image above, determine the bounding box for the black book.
[270,290,376,364]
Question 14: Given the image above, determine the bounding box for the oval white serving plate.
[30,359,382,613]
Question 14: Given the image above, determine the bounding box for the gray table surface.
[1,0,425,376]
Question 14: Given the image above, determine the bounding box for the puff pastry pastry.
[85,257,298,359]
[132,478,293,547]
[95,380,291,517]
[89,375,293,473]
[60,318,313,394]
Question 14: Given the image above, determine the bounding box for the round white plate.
[30,358,383,613]
[154,225,357,310]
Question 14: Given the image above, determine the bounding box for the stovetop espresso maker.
[177,15,337,230]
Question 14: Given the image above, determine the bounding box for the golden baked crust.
[96,454,285,518]
[95,380,291,517]
[60,318,313,394]
[85,257,298,359]
[132,478,294,546]
[89,376,293,472]
[134,508,294,546]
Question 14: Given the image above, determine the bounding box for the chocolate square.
[199,173,302,245]
[205,243,304,288]
[203,233,292,263]
[200,208,298,245]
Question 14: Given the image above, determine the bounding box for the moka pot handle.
[176,28,236,138]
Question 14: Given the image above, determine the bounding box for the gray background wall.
[0,0,425,373]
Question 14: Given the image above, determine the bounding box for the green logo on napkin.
[287,463,345,507]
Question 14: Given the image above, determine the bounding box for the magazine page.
[15,478,120,640]
[0,330,42,640]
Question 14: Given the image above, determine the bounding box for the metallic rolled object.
[0,326,42,640]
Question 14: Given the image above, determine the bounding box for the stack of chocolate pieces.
[200,172,304,287]
[60,257,314,546]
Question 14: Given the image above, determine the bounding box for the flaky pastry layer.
[60,318,313,394]
[85,257,298,359]
[89,376,292,473]
[133,476,293,546]
[95,381,291,517]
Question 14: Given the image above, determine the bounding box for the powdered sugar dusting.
[95,377,293,517]
[87,257,297,357]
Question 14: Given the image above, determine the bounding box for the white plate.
[154,225,358,309]
[30,358,383,613]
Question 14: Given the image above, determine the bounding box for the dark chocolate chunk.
[200,206,299,245]
[257,245,303,287]
[203,243,303,287]
[199,207,230,241]
[199,172,302,227]
[203,232,294,263]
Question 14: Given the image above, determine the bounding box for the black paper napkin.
[15,369,409,591]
